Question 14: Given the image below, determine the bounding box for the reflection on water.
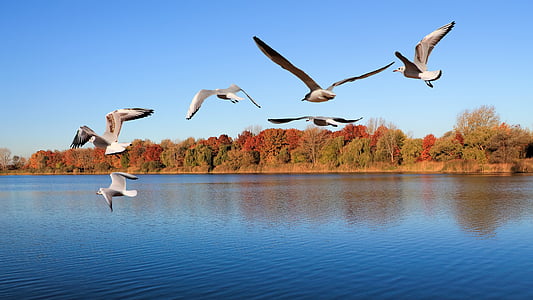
[450,176,533,237]
[132,174,533,237]
[1,174,533,299]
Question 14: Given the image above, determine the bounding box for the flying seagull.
[393,21,455,88]
[253,36,394,102]
[97,172,138,212]
[268,116,363,127]
[186,84,261,119]
[71,108,154,155]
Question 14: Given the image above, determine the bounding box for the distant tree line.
[2,106,533,174]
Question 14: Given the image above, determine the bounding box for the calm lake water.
[1,173,533,299]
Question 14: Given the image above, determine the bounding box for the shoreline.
[4,160,533,176]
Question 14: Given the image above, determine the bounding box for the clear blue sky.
[1,0,532,158]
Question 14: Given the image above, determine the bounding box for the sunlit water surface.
[1,174,533,299]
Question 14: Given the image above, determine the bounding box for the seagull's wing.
[239,88,261,108]
[331,117,364,123]
[414,21,455,71]
[109,172,138,190]
[186,89,217,119]
[253,36,321,91]
[70,126,97,148]
[101,190,113,212]
[395,51,422,73]
[223,84,241,94]
[268,117,309,124]
[102,108,154,142]
[327,62,395,90]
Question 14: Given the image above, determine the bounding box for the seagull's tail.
[123,190,137,197]
[105,142,131,155]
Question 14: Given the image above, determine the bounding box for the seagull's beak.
[393,69,398,72]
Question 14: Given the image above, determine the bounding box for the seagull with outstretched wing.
[393,21,455,87]
[97,172,138,211]
[71,108,154,155]
[253,36,393,102]
[268,116,363,127]
[186,84,260,119]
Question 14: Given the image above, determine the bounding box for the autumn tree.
[185,144,213,169]
[487,124,532,163]
[340,137,372,168]
[375,124,405,164]
[160,138,195,169]
[333,124,369,144]
[420,134,436,161]
[127,139,149,169]
[234,130,254,150]
[0,148,11,170]
[319,136,344,167]
[284,128,302,151]
[401,138,423,164]
[256,128,287,163]
[296,127,329,165]
[454,105,500,162]
[10,156,26,170]
[366,117,386,136]
[430,132,463,161]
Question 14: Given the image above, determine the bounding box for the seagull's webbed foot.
[425,80,434,88]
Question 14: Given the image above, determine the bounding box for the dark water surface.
[1,174,533,299]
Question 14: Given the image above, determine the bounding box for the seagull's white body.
[394,21,455,87]
[71,108,154,155]
[97,172,138,211]
[253,36,394,102]
[268,116,363,127]
[186,84,261,119]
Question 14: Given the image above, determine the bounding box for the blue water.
[1,174,533,299]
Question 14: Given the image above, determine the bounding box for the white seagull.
[393,21,455,88]
[97,172,138,212]
[71,108,154,155]
[253,36,394,102]
[268,116,363,127]
[186,84,261,119]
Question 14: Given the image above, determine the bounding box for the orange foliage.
[333,124,369,143]
[420,134,436,161]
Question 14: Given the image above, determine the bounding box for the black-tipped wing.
[240,88,261,108]
[253,36,321,91]
[328,62,395,89]
[70,126,97,149]
[415,21,455,70]
[186,89,217,119]
[268,117,309,124]
[103,108,154,141]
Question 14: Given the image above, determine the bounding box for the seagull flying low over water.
[393,21,455,88]
[268,116,363,127]
[97,172,138,212]
[253,36,394,103]
[71,108,154,155]
[186,84,261,119]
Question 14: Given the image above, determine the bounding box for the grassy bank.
[5,159,533,175]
